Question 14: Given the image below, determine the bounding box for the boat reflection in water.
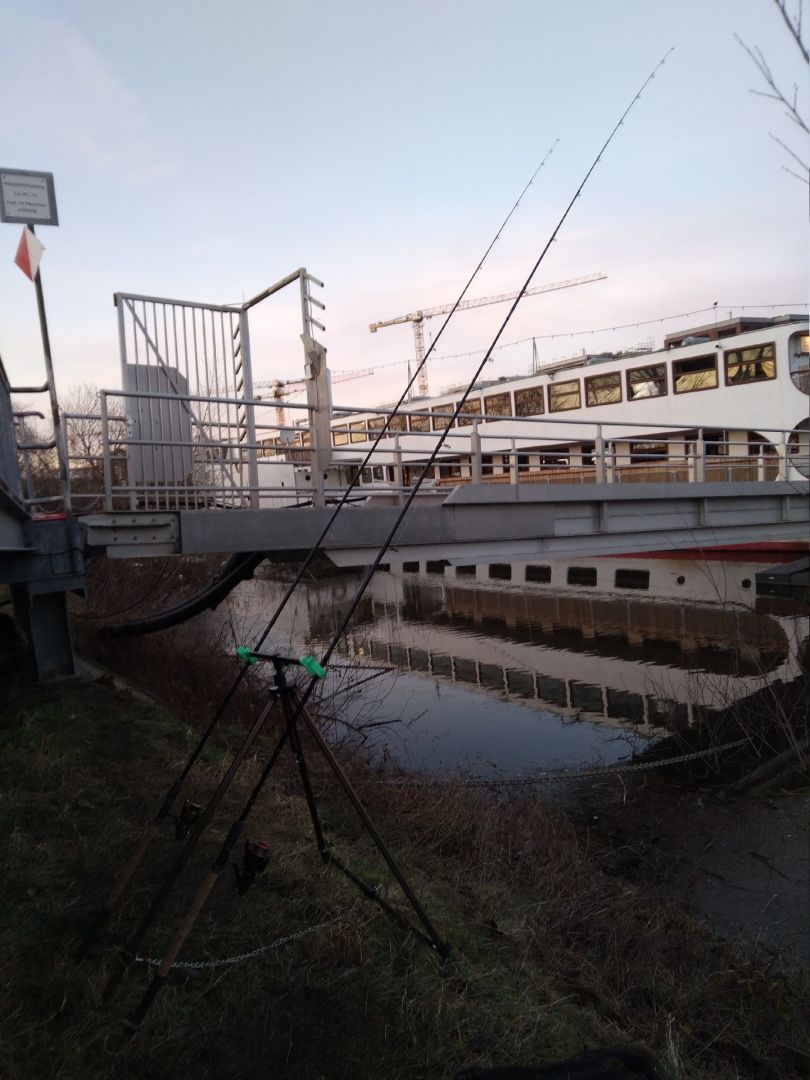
[230,555,808,778]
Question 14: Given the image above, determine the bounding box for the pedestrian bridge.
[81,480,810,565]
[2,270,808,677]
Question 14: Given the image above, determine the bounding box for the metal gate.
[116,290,256,509]
[113,269,327,511]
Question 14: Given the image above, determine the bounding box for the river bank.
[2,647,809,1079]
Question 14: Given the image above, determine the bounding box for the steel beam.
[78,481,810,563]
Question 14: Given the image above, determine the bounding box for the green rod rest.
[300,655,326,678]
[236,646,258,665]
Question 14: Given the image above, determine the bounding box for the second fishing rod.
[117,52,671,1016]
[89,143,559,950]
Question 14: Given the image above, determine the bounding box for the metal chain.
[376,737,752,788]
[130,739,752,969]
[132,905,361,971]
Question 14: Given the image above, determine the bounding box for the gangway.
[3,272,809,678]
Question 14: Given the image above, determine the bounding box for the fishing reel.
[233,839,271,895]
[173,798,201,840]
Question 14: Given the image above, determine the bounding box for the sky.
[0,0,807,411]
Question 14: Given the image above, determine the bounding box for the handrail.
[54,384,809,514]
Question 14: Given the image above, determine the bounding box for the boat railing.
[46,387,810,513]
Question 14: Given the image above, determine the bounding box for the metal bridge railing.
[61,385,810,515]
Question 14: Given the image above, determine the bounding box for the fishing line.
[238,139,560,656]
[93,142,559,945]
[297,49,674,686]
[120,54,673,1023]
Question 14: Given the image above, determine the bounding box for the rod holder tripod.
[124,651,448,1031]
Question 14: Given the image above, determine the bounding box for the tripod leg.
[104,695,280,1002]
[295,695,449,956]
[282,691,328,855]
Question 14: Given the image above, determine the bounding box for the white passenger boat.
[258,313,809,508]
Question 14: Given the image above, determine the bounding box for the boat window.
[372,465,385,481]
[629,441,668,463]
[567,566,596,586]
[439,463,462,478]
[403,561,419,573]
[484,391,511,417]
[408,411,430,432]
[481,454,493,475]
[388,413,407,433]
[614,568,650,590]
[367,416,386,437]
[627,363,667,399]
[585,371,622,406]
[788,418,809,477]
[457,564,476,576]
[746,432,777,460]
[332,426,349,446]
[431,403,454,431]
[456,397,482,426]
[724,342,776,385]
[489,563,512,581]
[426,561,446,575]
[548,379,582,412]
[673,354,717,393]
[360,467,372,484]
[526,564,551,583]
[514,386,545,416]
[789,332,809,394]
[349,421,367,443]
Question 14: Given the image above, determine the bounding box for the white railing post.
[693,430,706,482]
[470,422,482,485]
[393,434,404,504]
[509,438,518,485]
[605,441,615,483]
[776,436,788,480]
[594,425,606,484]
[100,391,113,511]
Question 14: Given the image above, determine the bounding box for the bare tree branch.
[773,0,810,63]
[735,33,809,133]
[735,5,809,188]
[782,164,810,183]
[770,131,810,170]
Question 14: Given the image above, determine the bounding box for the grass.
[2,655,809,1079]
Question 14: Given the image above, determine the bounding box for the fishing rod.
[126,54,672,1027]
[90,142,559,946]
[128,656,448,1030]
[277,51,674,703]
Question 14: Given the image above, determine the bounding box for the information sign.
[0,168,59,226]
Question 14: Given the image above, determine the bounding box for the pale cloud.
[0,14,178,185]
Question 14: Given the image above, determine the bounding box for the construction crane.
[369,272,607,397]
[255,367,373,425]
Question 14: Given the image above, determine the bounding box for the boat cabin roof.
[663,313,807,350]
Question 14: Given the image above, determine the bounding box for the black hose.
[107,551,266,637]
